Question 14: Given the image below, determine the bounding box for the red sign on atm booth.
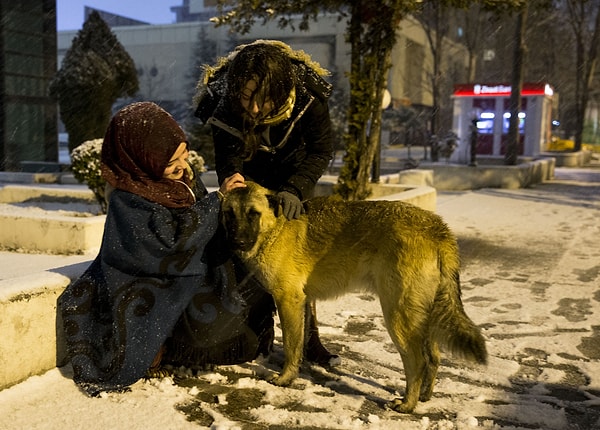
[454,83,554,98]
[451,82,555,160]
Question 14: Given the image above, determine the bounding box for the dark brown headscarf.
[101,102,196,208]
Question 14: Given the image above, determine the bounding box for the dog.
[220,182,487,413]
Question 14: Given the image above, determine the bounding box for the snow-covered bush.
[187,150,207,174]
[70,139,207,214]
[70,139,106,213]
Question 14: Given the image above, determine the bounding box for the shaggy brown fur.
[221,182,487,413]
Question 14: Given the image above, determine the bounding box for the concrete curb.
[0,261,89,389]
[0,211,105,254]
[0,171,79,185]
[540,149,592,167]
[0,184,104,254]
[416,157,555,190]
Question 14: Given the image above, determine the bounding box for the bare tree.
[461,3,487,83]
[565,0,600,151]
[416,1,450,150]
[505,4,528,165]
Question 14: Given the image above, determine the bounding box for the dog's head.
[220,182,280,253]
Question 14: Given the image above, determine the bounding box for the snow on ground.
[0,168,599,429]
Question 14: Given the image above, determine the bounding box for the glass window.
[476,112,495,134]
[502,112,526,134]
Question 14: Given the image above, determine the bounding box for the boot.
[304,301,340,366]
[145,344,172,379]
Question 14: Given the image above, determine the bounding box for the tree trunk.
[418,1,451,163]
[505,6,527,166]
[335,0,402,200]
[574,1,600,151]
[574,29,585,152]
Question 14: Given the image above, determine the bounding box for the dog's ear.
[266,194,280,215]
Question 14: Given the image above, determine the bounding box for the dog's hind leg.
[270,289,307,386]
[380,297,430,413]
[386,337,428,413]
[419,338,440,402]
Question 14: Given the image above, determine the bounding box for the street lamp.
[371,89,392,183]
[469,108,481,167]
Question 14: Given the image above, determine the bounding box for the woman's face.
[163,142,189,180]
[240,79,274,118]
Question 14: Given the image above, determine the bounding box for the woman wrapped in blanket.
[58,102,275,395]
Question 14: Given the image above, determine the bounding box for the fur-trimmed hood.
[193,40,332,123]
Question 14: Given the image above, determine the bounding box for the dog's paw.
[268,372,296,387]
[385,397,416,414]
[419,390,433,402]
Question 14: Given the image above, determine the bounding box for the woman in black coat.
[194,40,337,365]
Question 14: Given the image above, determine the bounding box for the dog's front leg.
[270,288,306,386]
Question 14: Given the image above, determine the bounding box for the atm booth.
[450,83,555,163]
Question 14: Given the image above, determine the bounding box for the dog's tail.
[430,250,488,365]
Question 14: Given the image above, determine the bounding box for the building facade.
[0,0,57,170]
[57,5,469,134]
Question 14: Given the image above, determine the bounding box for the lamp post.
[371,89,392,183]
[469,118,478,166]
[469,108,481,167]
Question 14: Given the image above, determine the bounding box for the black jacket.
[195,62,334,200]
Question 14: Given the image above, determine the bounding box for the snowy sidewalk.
[0,167,599,429]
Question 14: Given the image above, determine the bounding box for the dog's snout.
[230,239,253,252]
